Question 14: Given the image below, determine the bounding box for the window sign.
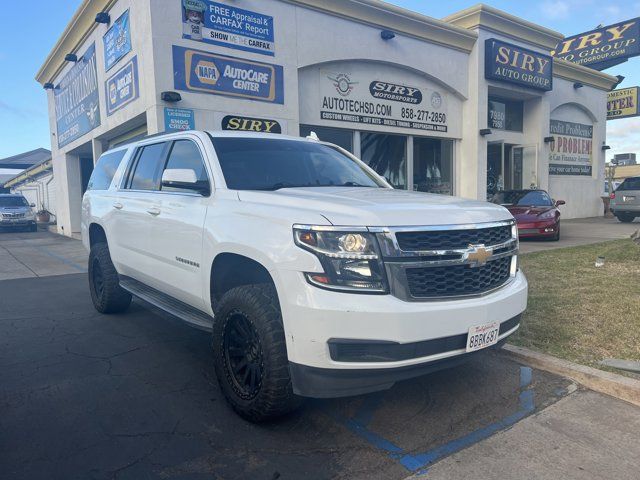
[485,38,553,91]
[54,43,101,148]
[103,10,132,71]
[488,101,505,129]
[181,0,275,56]
[105,56,139,116]
[164,107,195,131]
[172,45,284,104]
[549,120,593,176]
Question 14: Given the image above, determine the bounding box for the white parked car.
[81,131,527,421]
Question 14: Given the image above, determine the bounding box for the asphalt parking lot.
[2,228,640,479]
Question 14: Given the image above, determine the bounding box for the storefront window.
[300,125,353,153]
[360,132,407,189]
[488,97,523,132]
[413,138,453,195]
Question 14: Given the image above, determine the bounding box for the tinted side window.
[87,150,127,190]
[128,143,167,191]
[162,140,209,193]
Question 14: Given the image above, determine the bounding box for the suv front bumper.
[278,269,527,397]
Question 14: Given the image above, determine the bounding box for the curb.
[502,344,640,408]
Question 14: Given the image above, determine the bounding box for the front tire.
[551,222,560,241]
[88,242,132,314]
[212,284,299,422]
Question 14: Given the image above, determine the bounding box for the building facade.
[36,1,617,236]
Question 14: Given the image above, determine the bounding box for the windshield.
[617,177,640,191]
[211,137,387,191]
[492,190,553,207]
[0,196,29,207]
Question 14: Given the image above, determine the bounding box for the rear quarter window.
[87,150,128,191]
[618,177,640,191]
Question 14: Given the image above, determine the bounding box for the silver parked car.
[0,194,37,232]
[610,177,640,223]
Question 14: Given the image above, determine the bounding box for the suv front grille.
[1,212,25,219]
[405,256,512,298]
[396,225,512,251]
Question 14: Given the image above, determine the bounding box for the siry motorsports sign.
[607,87,640,120]
[485,39,553,91]
[552,18,640,70]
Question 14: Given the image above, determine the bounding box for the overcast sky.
[0,0,638,161]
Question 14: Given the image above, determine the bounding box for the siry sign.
[221,115,282,133]
[607,87,640,120]
[548,119,593,176]
[552,18,640,70]
[485,39,553,91]
[369,81,423,104]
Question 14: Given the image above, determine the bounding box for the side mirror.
[30,203,36,208]
[161,169,209,195]
[555,200,566,207]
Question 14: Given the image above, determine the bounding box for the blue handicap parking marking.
[329,365,539,474]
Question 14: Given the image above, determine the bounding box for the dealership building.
[37,0,618,236]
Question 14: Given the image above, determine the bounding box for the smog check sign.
[485,39,552,91]
[172,45,284,104]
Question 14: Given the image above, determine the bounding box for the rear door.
[110,141,169,283]
[143,138,212,309]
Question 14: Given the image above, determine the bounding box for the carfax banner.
[485,38,553,91]
[172,45,284,104]
[552,18,640,70]
[548,119,593,176]
[54,43,101,148]
[105,56,139,116]
[181,0,275,56]
[103,10,132,71]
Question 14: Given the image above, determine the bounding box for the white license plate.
[623,196,636,202]
[466,322,500,352]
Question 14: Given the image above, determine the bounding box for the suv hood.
[238,187,513,226]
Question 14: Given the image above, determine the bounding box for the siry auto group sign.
[485,39,553,91]
[552,18,640,70]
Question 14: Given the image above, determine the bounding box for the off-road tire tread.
[212,284,300,422]
[88,242,132,314]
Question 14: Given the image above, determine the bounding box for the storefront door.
[511,145,538,190]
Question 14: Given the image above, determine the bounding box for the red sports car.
[492,190,565,241]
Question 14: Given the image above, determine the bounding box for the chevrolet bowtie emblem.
[466,244,492,267]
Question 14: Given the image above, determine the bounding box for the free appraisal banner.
[181,0,274,56]
[548,119,593,176]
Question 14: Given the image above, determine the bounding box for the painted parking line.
[35,245,85,272]
[329,366,540,474]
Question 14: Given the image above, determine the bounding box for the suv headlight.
[293,226,388,293]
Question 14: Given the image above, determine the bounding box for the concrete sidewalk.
[519,216,639,254]
[414,389,640,480]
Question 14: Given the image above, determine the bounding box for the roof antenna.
[306,131,320,142]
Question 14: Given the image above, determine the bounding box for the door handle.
[113,202,123,210]
[147,207,161,216]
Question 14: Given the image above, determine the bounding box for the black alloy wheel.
[223,310,264,399]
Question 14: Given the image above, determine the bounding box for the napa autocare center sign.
[607,87,640,120]
[105,57,139,116]
[315,64,451,134]
[552,18,640,70]
[485,39,553,91]
[181,0,274,56]
[54,43,101,148]
[103,10,132,71]
[549,120,593,176]
[172,45,284,103]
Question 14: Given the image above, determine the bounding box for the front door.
[145,138,211,309]
[511,145,538,190]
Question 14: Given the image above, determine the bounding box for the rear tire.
[616,214,636,223]
[88,242,132,314]
[212,284,300,422]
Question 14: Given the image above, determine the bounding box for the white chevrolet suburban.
[82,130,527,421]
